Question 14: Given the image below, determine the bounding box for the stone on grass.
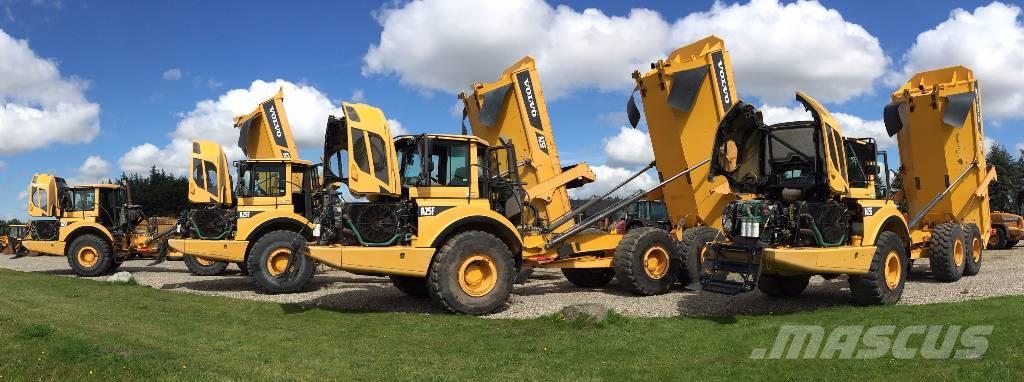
[560,303,610,322]
[106,272,134,283]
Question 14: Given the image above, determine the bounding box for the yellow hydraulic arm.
[461,57,595,234]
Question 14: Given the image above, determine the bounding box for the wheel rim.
[883,251,901,290]
[76,246,99,268]
[458,255,498,297]
[643,246,670,280]
[194,257,216,266]
[971,237,981,263]
[953,240,965,267]
[266,249,292,276]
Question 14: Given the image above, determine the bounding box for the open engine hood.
[708,101,768,194]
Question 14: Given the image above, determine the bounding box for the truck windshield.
[236,163,286,197]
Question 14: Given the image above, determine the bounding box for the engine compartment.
[722,199,851,248]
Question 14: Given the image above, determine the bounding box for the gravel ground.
[2,247,1022,319]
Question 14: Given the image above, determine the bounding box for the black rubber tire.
[757,274,810,297]
[237,262,250,276]
[613,227,681,296]
[427,231,515,315]
[248,230,316,294]
[928,222,966,282]
[678,226,722,286]
[849,231,908,305]
[1006,240,1019,249]
[390,276,430,298]
[66,234,115,277]
[988,226,1008,250]
[184,255,230,276]
[964,223,983,276]
[561,268,615,288]
[109,262,123,273]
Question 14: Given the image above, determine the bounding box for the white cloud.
[670,0,887,104]
[364,0,886,104]
[889,2,1024,119]
[759,104,893,148]
[207,78,223,88]
[0,29,100,155]
[602,126,654,167]
[162,68,183,80]
[72,155,110,184]
[388,119,409,136]
[351,89,365,102]
[119,79,341,175]
[569,165,657,199]
[759,104,813,125]
[17,190,27,201]
[363,0,671,99]
[833,112,894,148]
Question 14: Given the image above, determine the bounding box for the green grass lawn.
[0,269,1021,381]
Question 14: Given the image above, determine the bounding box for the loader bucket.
[887,66,991,233]
[630,35,739,229]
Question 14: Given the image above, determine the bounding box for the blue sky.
[0,0,1021,219]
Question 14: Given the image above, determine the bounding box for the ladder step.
[701,278,748,295]
[705,258,760,275]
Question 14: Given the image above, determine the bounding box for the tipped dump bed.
[631,36,738,229]
[462,58,595,233]
[886,66,992,232]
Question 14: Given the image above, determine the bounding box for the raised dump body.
[885,66,993,242]
[461,57,595,234]
[234,89,299,160]
[630,35,739,231]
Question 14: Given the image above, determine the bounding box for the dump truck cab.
[168,90,319,277]
[20,174,185,276]
[701,66,991,305]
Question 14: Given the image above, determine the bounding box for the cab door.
[343,102,400,197]
[189,140,234,206]
[796,92,849,195]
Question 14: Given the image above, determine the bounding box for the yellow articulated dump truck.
[254,58,715,315]
[167,91,321,280]
[699,66,992,305]
[626,35,740,285]
[19,174,214,276]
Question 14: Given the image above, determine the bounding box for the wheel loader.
[987,211,1022,249]
[166,90,322,279]
[1,224,28,255]
[698,65,993,304]
[250,57,715,315]
[18,175,211,276]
